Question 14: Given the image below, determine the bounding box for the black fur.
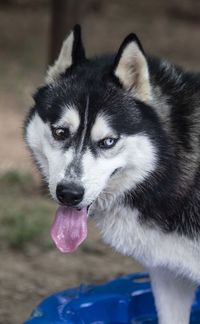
[125,59,200,237]
[26,38,200,238]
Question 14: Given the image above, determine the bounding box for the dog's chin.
[77,197,100,215]
[76,204,92,212]
[56,201,94,213]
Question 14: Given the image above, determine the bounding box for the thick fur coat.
[24,25,200,324]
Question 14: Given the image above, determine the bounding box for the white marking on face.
[26,112,157,207]
[25,113,74,199]
[79,133,157,207]
[77,96,89,153]
[91,114,117,142]
[80,148,126,206]
[56,105,80,134]
[25,114,50,179]
[48,148,74,199]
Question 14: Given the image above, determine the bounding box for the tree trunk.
[49,0,82,65]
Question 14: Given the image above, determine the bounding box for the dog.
[24,25,200,324]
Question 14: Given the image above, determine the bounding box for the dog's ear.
[45,24,86,83]
[113,34,151,102]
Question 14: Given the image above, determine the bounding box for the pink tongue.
[51,206,88,253]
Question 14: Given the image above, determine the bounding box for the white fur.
[93,204,200,282]
[26,112,157,208]
[25,113,74,199]
[25,29,200,324]
[115,42,152,102]
[47,147,74,200]
[25,114,50,178]
[92,201,200,324]
[150,269,196,324]
[77,96,89,153]
[80,133,157,207]
[56,105,80,134]
[26,110,198,324]
[91,113,117,142]
[46,31,74,84]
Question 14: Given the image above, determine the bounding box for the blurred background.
[0,0,200,323]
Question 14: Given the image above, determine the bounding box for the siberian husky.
[24,25,200,324]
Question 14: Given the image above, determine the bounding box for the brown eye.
[51,127,69,141]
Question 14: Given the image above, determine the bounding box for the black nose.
[56,183,84,206]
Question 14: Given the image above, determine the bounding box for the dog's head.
[25,25,161,252]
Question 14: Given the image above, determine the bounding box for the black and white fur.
[24,25,200,324]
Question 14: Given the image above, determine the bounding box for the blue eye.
[98,137,118,149]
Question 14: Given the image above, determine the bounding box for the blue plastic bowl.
[24,273,200,324]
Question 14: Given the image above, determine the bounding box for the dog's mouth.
[50,204,91,253]
[50,169,120,253]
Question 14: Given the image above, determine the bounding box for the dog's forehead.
[91,114,116,141]
[57,101,116,140]
[41,74,141,138]
[56,105,80,134]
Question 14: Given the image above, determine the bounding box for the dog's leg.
[149,268,196,324]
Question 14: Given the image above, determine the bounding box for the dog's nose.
[56,183,84,206]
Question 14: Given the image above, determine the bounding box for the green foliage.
[1,169,33,192]
[0,169,55,250]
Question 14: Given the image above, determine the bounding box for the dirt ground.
[0,230,142,324]
[0,1,200,323]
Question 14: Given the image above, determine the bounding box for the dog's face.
[25,26,158,212]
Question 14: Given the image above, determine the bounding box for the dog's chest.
[92,202,153,263]
[91,200,200,282]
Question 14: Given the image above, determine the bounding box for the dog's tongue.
[51,206,88,253]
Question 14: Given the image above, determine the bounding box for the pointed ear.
[113,34,151,102]
[46,25,86,84]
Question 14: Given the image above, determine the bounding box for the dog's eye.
[51,127,69,141]
[98,137,118,149]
